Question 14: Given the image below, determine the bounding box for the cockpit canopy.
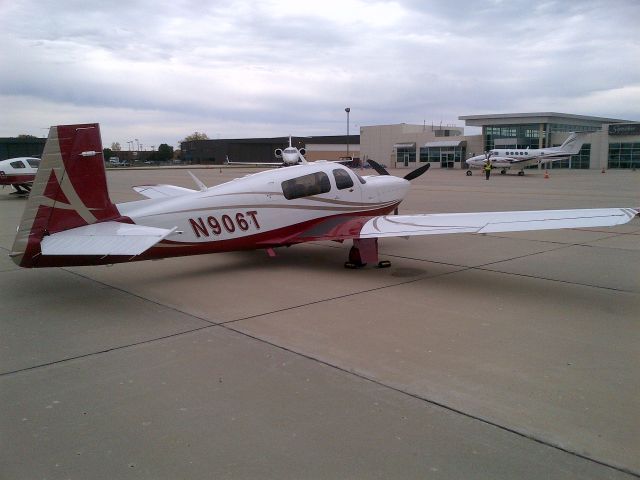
[280,167,363,200]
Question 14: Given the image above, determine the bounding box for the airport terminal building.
[360,112,640,170]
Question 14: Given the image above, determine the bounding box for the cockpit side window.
[333,168,354,190]
[281,171,331,200]
[10,161,26,169]
[27,158,41,167]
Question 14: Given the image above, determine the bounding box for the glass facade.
[419,146,466,168]
[549,124,599,133]
[395,146,416,165]
[484,124,541,151]
[484,123,599,152]
[552,144,591,169]
[608,143,640,169]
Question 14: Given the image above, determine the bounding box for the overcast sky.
[1,0,639,148]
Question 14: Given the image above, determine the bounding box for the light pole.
[345,107,350,161]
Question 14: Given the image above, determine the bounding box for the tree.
[111,142,121,151]
[157,143,174,162]
[103,148,113,160]
[17,134,37,139]
[182,132,209,142]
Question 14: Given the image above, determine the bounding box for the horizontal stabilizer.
[41,221,176,256]
[133,184,198,199]
[359,208,637,238]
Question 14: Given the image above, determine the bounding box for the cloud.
[1,0,639,147]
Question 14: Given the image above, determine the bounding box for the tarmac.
[1,166,639,479]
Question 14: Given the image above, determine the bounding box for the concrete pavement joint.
[5,262,636,477]
[0,324,214,378]
[2,246,637,476]
[0,262,461,377]
[217,321,640,479]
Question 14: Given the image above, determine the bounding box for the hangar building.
[181,135,359,165]
[0,136,46,161]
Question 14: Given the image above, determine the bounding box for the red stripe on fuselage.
[0,174,35,185]
[29,203,399,267]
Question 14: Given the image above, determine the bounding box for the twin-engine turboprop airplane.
[465,132,587,176]
[226,136,306,167]
[9,124,637,269]
[0,157,40,194]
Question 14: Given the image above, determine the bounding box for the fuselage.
[281,147,302,165]
[0,157,39,186]
[117,162,410,258]
[466,147,571,170]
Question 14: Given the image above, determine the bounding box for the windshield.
[354,171,366,184]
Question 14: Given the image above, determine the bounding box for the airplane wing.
[40,221,176,256]
[358,208,637,237]
[293,208,637,242]
[133,185,198,198]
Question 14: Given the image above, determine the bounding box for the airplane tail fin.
[11,123,120,267]
[558,132,587,155]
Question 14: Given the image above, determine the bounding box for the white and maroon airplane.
[0,156,40,194]
[9,124,637,269]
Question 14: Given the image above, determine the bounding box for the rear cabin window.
[282,171,331,200]
[333,168,354,190]
[27,158,41,167]
[10,161,25,169]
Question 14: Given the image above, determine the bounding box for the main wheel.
[500,169,506,175]
[517,170,525,176]
[466,170,472,176]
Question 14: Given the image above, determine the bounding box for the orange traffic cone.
[544,170,549,179]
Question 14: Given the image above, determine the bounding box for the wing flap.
[41,221,176,256]
[359,208,637,238]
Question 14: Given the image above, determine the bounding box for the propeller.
[367,159,391,176]
[403,162,431,181]
[368,159,431,181]
[367,160,431,215]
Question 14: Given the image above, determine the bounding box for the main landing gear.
[500,169,507,175]
[10,184,31,195]
[517,170,525,176]
[344,238,391,269]
[466,170,472,176]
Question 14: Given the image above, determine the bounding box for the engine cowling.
[299,148,306,156]
[274,148,283,158]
